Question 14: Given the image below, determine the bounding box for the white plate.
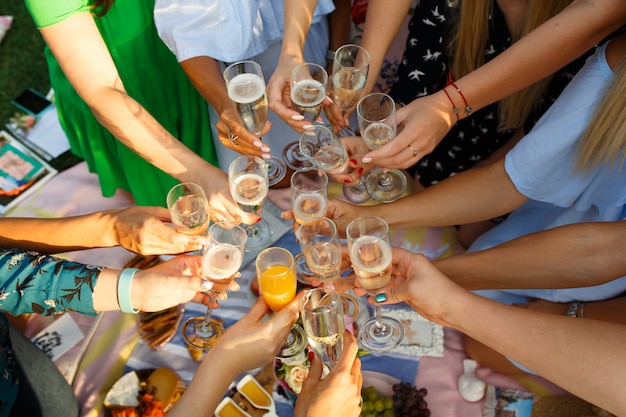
[361,370,401,397]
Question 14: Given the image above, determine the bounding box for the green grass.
[0,2,50,124]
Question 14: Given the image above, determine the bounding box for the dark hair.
[91,0,114,16]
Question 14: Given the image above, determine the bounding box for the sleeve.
[0,249,103,316]
[24,0,91,28]
[504,43,616,210]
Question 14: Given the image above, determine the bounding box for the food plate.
[361,370,401,397]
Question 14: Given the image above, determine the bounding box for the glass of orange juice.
[256,247,307,363]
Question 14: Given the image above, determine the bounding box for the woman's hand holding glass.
[346,216,404,352]
[181,222,247,351]
[330,44,370,131]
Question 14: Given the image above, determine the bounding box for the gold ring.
[408,144,418,158]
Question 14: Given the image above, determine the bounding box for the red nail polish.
[308,350,315,361]
[350,159,358,165]
[344,177,352,183]
[358,167,364,176]
[256,217,262,223]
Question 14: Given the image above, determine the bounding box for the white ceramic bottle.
[458,359,487,402]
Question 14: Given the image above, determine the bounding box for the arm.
[380,248,626,416]
[180,56,269,159]
[326,158,527,234]
[359,0,414,95]
[434,221,626,290]
[167,296,300,417]
[38,13,256,225]
[0,206,206,255]
[364,0,626,168]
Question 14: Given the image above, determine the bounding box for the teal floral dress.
[0,249,103,416]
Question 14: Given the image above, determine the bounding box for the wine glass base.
[243,219,273,252]
[182,316,225,352]
[266,157,287,187]
[295,253,315,286]
[357,315,404,352]
[276,324,308,365]
[364,167,407,203]
[342,182,372,204]
[283,140,314,171]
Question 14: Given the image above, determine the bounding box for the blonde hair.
[575,55,626,174]
[450,0,572,132]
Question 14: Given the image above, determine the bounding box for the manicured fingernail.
[325,95,334,104]
[308,350,315,361]
[253,141,263,147]
[357,167,364,176]
[375,293,387,303]
[261,146,270,153]
[303,124,314,130]
[344,177,352,183]
[201,280,213,290]
[362,157,372,164]
[262,154,271,160]
[350,159,358,165]
[291,115,305,121]
[256,217,263,223]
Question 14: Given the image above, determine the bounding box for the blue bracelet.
[118,268,140,314]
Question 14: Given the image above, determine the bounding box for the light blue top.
[470,41,626,304]
[154,0,335,170]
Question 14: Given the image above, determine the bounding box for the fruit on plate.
[104,368,186,416]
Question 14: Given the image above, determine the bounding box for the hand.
[194,170,260,226]
[325,198,371,238]
[365,247,467,328]
[361,91,454,169]
[215,107,271,159]
[294,332,362,417]
[133,255,236,311]
[113,206,206,255]
[267,55,312,133]
[209,295,302,373]
[338,135,375,186]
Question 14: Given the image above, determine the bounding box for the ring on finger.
[228,130,239,144]
[408,144,418,158]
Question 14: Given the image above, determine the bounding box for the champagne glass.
[256,247,308,362]
[228,155,272,252]
[224,60,287,186]
[357,92,407,203]
[182,222,247,351]
[298,125,370,204]
[346,216,404,352]
[300,287,345,371]
[331,44,370,130]
[166,182,210,236]
[283,63,328,170]
[297,217,359,325]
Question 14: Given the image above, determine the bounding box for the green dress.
[24,0,218,206]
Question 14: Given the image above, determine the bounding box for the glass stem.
[244,223,259,238]
[378,171,393,189]
[198,300,216,338]
[374,305,384,329]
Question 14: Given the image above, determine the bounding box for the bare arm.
[0,206,206,255]
[435,221,626,290]
[39,13,255,225]
[381,249,626,416]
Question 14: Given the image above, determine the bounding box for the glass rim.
[290,167,329,192]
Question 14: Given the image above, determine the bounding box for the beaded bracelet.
[442,87,460,121]
[118,268,140,314]
[449,81,472,116]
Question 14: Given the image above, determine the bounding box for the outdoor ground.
[0,2,50,124]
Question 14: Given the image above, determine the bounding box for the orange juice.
[258,265,296,311]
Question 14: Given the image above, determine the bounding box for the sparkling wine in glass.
[166,182,210,236]
[300,287,345,370]
[290,168,328,225]
[298,125,371,204]
[297,217,359,325]
[224,60,287,186]
[357,92,407,203]
[332,44,369,119]
[346,216,404,352]
[284,63,329,171]
[228,155,272,252]
[182,222,247,352]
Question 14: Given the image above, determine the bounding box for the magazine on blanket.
[0,130,57,214]
[483,384,534,417]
